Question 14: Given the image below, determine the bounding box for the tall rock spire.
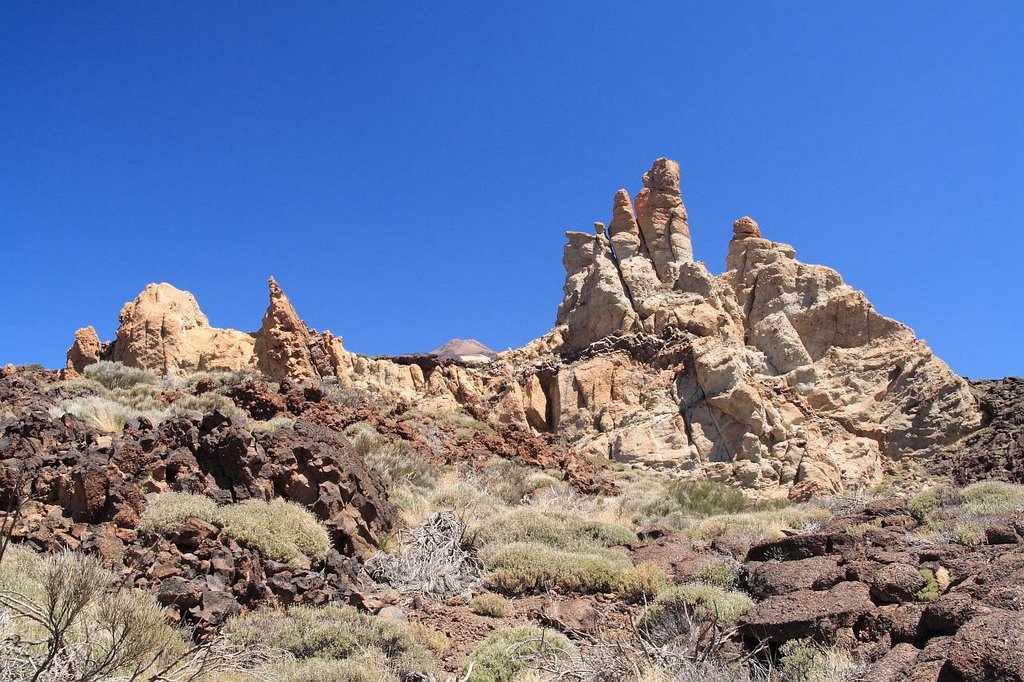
[252,277,320,382]
[634,158,693,281]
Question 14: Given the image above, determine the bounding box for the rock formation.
[252,277,348,382]
[63,158,985,498]
[107,283,255,375]
[65,326,101,376]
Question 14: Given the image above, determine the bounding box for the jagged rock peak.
[253,277,320,382]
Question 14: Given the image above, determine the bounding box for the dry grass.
[618,562,670,603]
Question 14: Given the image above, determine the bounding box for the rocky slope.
[62,158,983,500]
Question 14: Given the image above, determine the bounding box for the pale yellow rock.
[109,283,254,375]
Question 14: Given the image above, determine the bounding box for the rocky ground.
[1,363,1023,681]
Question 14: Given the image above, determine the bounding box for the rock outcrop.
[108,283,255,375]
[504,158,982,496]
[62,158,986,497]
[65,326,102,376]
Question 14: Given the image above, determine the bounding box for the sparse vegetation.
[49,362,245,432]
[952,521,985,546]
[778,639,864,681]
[637,584,754,646]
[0,546,261,681]
[461,626,575,682]
[669,480,752,517]
[139,492,330,566]
[84,361,159,390]
[48,395,147,433]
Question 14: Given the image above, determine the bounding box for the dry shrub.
[365,512,483,597]
[618,562,669,603]
[0,546,264,681]
[469,593,511,618]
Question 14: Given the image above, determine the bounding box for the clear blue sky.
[1,2,1021,378]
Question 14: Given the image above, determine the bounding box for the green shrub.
[637,584,754,645]
[961,481,1024,516]
[483,542,629,594]
[690,558,738,589]
[56,377,111,399]
[221,498,331,564]
[167,392,244,418]
[475,508,637,553]
[264,656,396,682]
[952,521,985,547]
[909,490,939,522]
[778,639,863,682]
[225,605,437,680]
[916,569,939,602]
[364,440,437,492]
[668,480,751,516]
[139,493,330,567]
[617,562,669,603]
[469,592,511,618]
[685,506,831,543]
[479,458,557,504]
[251,416,296,432]
[461,626,574,682]
[84,361,158,389]
[137,492,220,535]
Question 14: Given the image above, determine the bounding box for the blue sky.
[1,2,1021,378]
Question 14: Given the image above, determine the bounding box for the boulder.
[746,555,845,599]
[870,563,926,604]
[943,610,1024,681]
[738,581,875,642]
